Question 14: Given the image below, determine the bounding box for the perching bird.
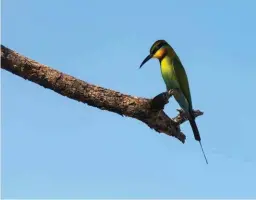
[139,40,208,164]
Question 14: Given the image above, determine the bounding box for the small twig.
[173,109,204,125]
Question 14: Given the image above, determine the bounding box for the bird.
[139,40,208,164]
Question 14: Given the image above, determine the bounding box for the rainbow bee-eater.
[140,40,208,164]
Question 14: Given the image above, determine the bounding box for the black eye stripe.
[158,42,166,49]
[152,42,166,54]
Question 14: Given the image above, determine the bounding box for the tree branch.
[1,45,203,143]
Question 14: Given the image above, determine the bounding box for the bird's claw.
[176,108,190,120]
[176,108,183,114]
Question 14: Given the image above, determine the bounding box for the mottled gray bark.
[1,45,203,143]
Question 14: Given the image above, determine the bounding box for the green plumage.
[159,44,203,142]
[150,40,193,112]
[160,53,192,113]
[139,40,208,164]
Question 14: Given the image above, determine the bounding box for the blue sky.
[1,0,256,198]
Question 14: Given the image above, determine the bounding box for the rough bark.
[1,45,203,143]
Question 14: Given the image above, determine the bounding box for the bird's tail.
[189,117,201,141]
[189,113,208,164]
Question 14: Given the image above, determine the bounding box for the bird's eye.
[158,42,165,50]
[154,44,161,52]
[151,48,156,54]
[151,42,165,54]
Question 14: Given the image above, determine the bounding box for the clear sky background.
[1,0,256,198]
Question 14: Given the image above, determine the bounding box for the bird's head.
[139,40,170,68]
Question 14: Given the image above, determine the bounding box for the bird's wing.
[172,55,193,109]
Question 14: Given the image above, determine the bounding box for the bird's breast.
[160,57,179,90]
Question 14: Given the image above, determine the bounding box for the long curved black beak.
[139,54,152,69]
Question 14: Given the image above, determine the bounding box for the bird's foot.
[176,108,189,120]
[167,88,179,97]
